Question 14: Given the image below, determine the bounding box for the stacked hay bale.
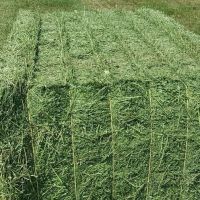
[28,9,200,200]
[0,11,39,200]
[27,13,75,199]
[1,9,200,199]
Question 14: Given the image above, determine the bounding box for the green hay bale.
[31,12,69,87]
[66,10,199,82]
[27,15,75,199]
[147,79,187,199]
[119,10,199,79]
[28,85,75,199]
[28,9,199,199]
[181,79,200,200]
[35,10,200,84]
[135,8,200,63]
[150,78,200,200]
[0,10,39,200]
[0,10,39,131]
[68,13,102,84]
[72,83,112,199]
[110,80,150,199]
[109,78,200,199]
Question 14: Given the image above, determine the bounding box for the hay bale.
[135,8,200,63]
[1,8,200,199]
[72,83,112,199]
[28,9,200,199]
[0,10,39,131]
[28,13,75,199]
[0,10,39,200]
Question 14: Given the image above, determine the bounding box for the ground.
[0,0,199,49]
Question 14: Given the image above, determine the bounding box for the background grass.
[0,0,200,49]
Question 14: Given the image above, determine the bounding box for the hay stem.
[69,89,78,200]
[109,97,115,199]
[181,85,189,198]
[27,112,40,199]
[56,14,65,65]
[146,88,153,199]
[82,12,104,72]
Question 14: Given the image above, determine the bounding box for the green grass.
[1,9,200,199]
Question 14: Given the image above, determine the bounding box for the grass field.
[0,0,200,48]
[0,7,200,199]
